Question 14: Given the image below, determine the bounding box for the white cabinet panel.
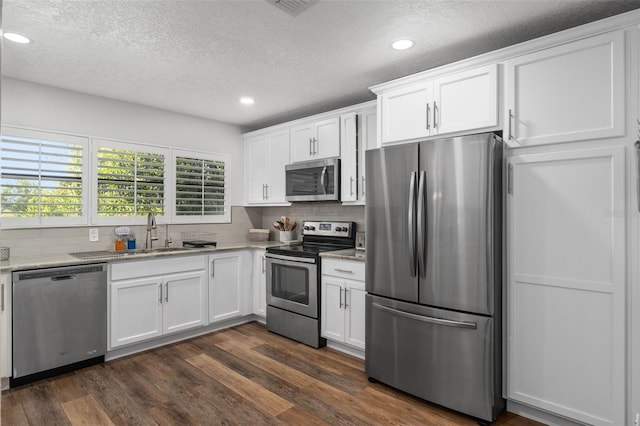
[344,281,366,349]
[380,82,431,143]
[245,130,290,205]
[209,252,243,323]
[507,146,626,425]
[340,112,358,202]
[253,250,267,317]
[321,277,345,341]
[505,30,625,146]
[359,107,377,201]
[0,273,11,378]
[110,277,163,348]
[291,117,340,163]
[433,64,498,135]
[163,271,207,334]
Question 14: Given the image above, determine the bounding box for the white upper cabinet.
[245,130,290,205]
[432,64,498,135]
[290,117,340,163]
[505,30,625,147]
[378,64,498,144]
[340,106,377,204]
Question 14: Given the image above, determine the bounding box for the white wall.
[1,77,246,205]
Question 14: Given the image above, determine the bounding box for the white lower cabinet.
[0,272,11,378]
[253,249,267,317]
[209,251,250,323]
[321,258,366,350]
[507,146,626,425]
[109,256,207,349]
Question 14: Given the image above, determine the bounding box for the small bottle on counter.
[127,233,136,250]
[115,238,125,251]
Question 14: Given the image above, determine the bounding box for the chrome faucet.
[146,211,158,249]
[164,223,172,248]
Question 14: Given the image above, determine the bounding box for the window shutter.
[0,128,88,226]
[174,152,229,222]
[96,145,165,217]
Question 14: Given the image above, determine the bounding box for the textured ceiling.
[3,0,640,131]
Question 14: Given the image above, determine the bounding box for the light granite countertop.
[320,248,366,262]
[0,241,284,273]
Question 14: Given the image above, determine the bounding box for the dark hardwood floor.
[2,322,542,425]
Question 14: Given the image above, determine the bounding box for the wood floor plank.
[1,390,29,426]
[276,406,332,426]
[186,353,294,417]
[17,381,72,426]
[61,395,114,426]
[49,374,87,405]
[215,338,316,388]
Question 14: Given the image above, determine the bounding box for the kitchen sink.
[69,246,193,260]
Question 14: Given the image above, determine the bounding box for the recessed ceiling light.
[3,32,31,44]
[391,39,414,50]
[240,97,255,105]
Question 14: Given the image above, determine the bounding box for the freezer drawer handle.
[372,303,477,329]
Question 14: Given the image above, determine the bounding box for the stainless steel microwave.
[285,158,340,202]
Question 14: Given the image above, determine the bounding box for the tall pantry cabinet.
[504,27,631,426]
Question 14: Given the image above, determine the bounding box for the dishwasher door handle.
[51,275,76,281]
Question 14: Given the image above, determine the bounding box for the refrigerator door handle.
[408,171,418,277]
[372,303,477,329]
[417,170,427,278]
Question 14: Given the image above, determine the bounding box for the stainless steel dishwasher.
[11,263,107,386]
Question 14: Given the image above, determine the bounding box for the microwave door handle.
[320,166,328,194]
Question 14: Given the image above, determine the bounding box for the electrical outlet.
[635,412,639,426]
[89,228,99,242]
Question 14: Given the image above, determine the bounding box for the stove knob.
[304,226,310,231]
[309,226,316,231]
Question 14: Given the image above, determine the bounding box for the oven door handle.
[265,253,317,264]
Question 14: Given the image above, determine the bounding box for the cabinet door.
[110,277,163,348]
[359,107,377,201]
[340,113,358,202]
[344,280,365,350]
[315,117,340,159]
[209,252,243,323]
[380,82,431,144]
[432,64,498,135]
[507,146,626,425]
[245,135,270,204]
[290,124,314,163]
[266,131,290,203]
[0,273,11,378]
[162,270,207,335]
[321,277,345,342]
[505,30,624,147]
[253,250,267,317]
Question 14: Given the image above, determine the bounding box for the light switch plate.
[89,228,99,242]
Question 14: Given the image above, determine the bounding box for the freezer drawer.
[365,294,502,422]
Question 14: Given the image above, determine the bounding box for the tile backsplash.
[0,203,365,259]
[260,202,365,241]
[0,206,262,258]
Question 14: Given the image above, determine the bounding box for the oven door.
[266,253,318,318]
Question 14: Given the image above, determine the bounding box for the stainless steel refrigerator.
[365,133,504,423]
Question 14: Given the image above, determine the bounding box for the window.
[0,127,89,227]
[93,139,168,224]
[173,150,230,223]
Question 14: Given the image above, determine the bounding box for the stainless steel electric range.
[265,220,356,348]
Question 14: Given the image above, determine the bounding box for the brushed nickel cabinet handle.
[165,282,169,302]
[159,283,163,303]
[426,103,431,130]
[334,268,353,274]
[1,284,4,311]
[211,260,215,278]
[344,288,349,309]
[433,101,438,128]
[508,109,513,141]
[339,287,343,308]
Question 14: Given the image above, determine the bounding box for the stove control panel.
[302,221,354,238]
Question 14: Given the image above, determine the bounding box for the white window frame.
[91,138,170,226]
[0,126,90,228]
[171,149,231,224]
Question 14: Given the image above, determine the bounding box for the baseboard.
[507,400,586,426]
[326,340,365,359]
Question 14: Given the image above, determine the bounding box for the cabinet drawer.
[111,255,206,281]
[322,258,364,281]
